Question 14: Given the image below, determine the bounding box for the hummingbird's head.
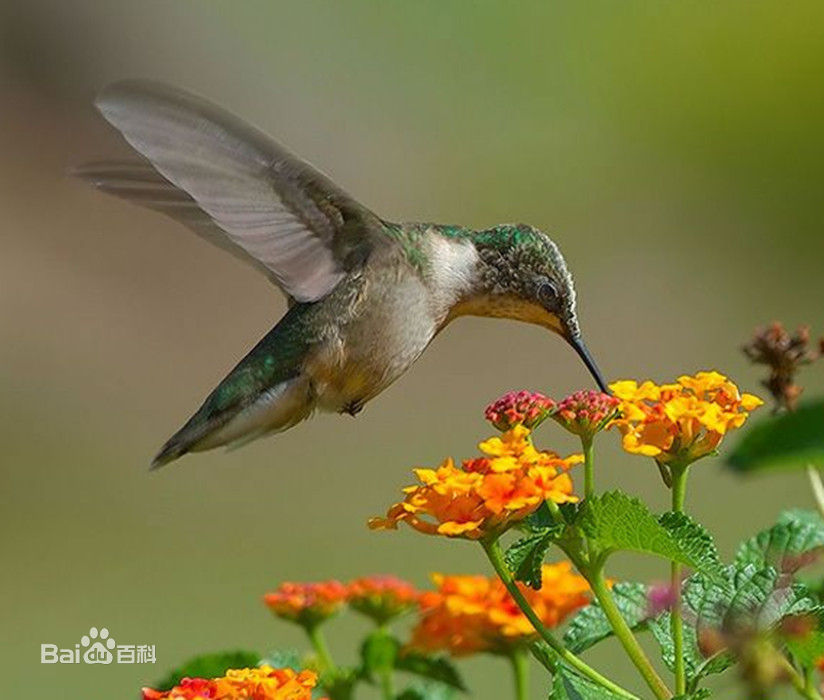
[464,223,609,392]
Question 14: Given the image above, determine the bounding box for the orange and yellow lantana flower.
[263,580,348,628]
[142,666,320,700]
[409,563,590,656]
[609,371,763,465]
[347,575,420,624]
[368,426,580,539]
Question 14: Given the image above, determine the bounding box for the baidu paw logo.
[41,626,155,665]
[81,627,115,664]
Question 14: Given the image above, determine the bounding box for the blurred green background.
[3,2,824,698]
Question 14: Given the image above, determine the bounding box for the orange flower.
[408,564,590,656]
[142,666,319,700]
[609,371,763,466]
[263,581,348,628]
[348,575,420,624]
[369,426,580,540]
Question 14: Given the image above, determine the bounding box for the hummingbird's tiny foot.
[342,401,364,417]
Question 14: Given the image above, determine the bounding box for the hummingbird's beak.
[567,336,610,394]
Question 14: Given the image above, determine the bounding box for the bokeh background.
[3,2,824,698]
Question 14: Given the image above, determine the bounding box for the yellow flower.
[610,371,763,466]
[408,564,591,656]
[369,427,580,540]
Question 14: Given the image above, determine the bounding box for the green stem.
[588,569,672,700]
[379,667,394,700]
[481,537,638,700]
[306,623,336,673]
[509,647,530,700]
[670,463,689,695]
[780,656,823,700]
[582,435,595,500]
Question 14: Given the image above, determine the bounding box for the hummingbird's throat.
[448,294,564,334]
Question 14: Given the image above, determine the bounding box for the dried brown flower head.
[742,322,821,411]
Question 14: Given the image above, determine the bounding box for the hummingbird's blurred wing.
[82,80,382,302]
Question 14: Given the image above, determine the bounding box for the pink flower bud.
[484,391,555,431]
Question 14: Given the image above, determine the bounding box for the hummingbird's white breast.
[308,230,480,412]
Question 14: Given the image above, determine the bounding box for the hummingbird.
[75,80,608,468]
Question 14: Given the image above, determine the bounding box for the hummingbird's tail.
[151,430,197,470]
[150,374,315,469]
[149,304,319,469]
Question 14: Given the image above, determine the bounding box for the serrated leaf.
[563,582,650,653]
[549,665,627,699]
[153,650,262,691]
[558,502,582,524]
[686,564,815,631]
[649,611,733,683]
[505,527,562,589]
[660,512,723,580]
[361,630,399,676]
[736,513,824,571]
[726,399,824,473]
[522,500,556,532]
[579,491,717,573]
[650,563,818,689]
[395,651,466,691]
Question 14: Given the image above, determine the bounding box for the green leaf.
[660,512,723,580]
[395,651,466,691]
[726,399,824,473]
[153,650,262,691]
[563,582,650,653]
[779,508,824,528]
[549,665,627,699]
[650,563,818,690]
[361,630,399,677]
[579,491,718,573]
[522,500,557,531]
[649,612,733,684]
[396,680,458,700]
[784,607,824,668]
[736,511,824,571]
[505,526,562,589]
[686,564,815,631]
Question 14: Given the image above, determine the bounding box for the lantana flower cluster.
[484,390,555,431]
[347,575,420,624]
[368,425,581,539]
[264,576,420,628]
[263,580,349,628]
[551,389,621,439]
[610,371,763,465]
[409,563,590,656]
[142,666,320,700]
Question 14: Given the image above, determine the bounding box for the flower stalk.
[669,462,690,695]
[586,568,672,700]
[582,435,595,500]
[480,536,637,699]
[509,647,530,700]
[306,624,336,673]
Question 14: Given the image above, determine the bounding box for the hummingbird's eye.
[537,280,559,306]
